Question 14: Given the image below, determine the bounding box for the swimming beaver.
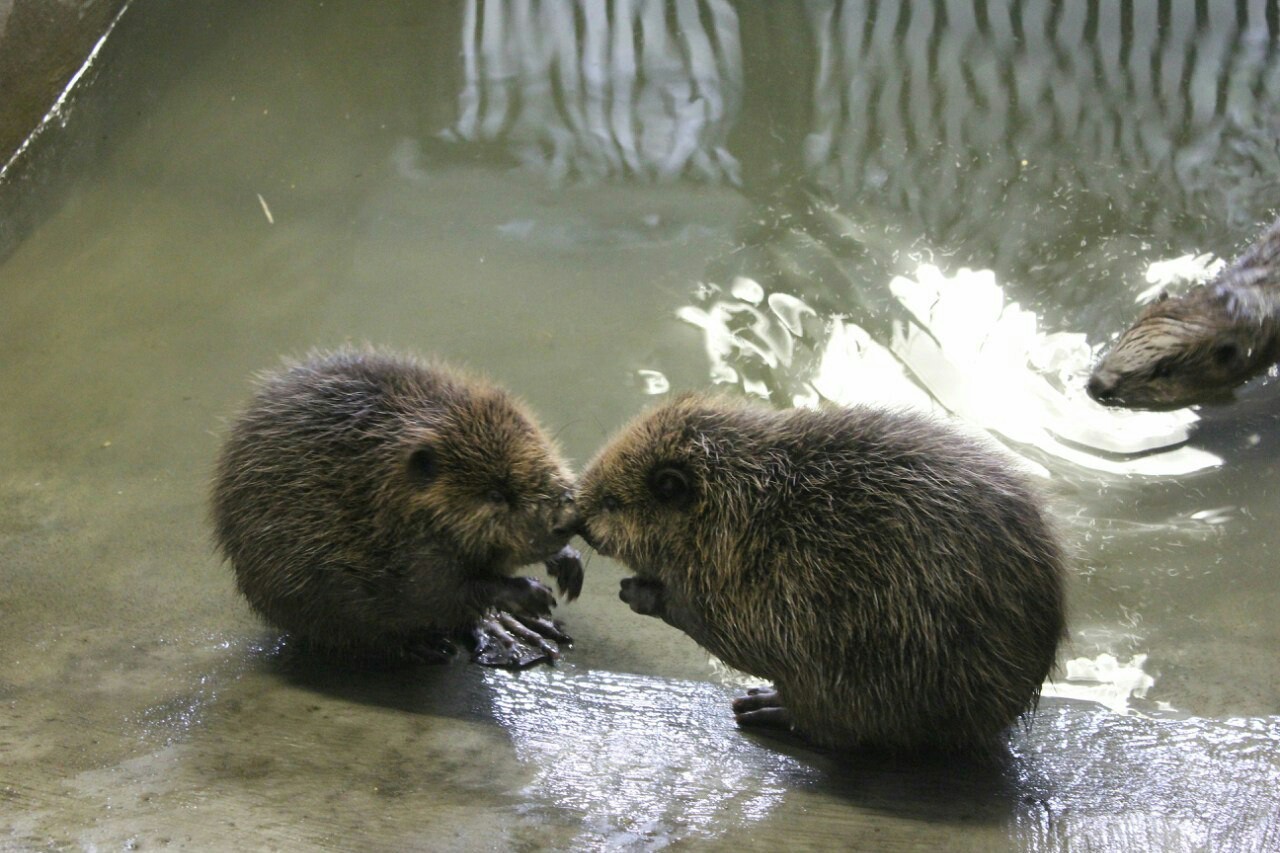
[576,395,1067,753]
[211,347,583,666]
[1088,216,1280,409]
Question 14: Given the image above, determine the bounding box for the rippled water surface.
[2,1,1279,850]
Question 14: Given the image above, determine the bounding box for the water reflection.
[3,0,1279,848]
[483,666,815,846]
[494,213,723,250]
[440,1,1280,252]
[438,1,1280,458]
[1040,653,1164,716]
[442,0,742,185]
[481,666,1280,848]
[800,0,1280,253]
[1137,251,1227,303]
[1011,705,1280,851]
[678,261,1223,477]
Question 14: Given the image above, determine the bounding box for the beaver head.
[379,377,578,575]
[575,394,765,590]
[217,348,578,582]
[1086,287,1276,409]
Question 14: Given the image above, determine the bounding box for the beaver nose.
[551,491,579,539]
[1087,373,1115,402]
[577,524,602,552]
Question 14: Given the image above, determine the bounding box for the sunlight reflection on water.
[1136,252,1227,303]
[679,262,1224,478]
[1040,653,1168,717]
[483,666,815,847]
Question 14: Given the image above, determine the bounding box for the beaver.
[575,394,1067,753]
[211,347,583,666]
[1088,216,1280,409]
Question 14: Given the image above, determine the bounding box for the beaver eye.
[649,464,693,508]
[601,494,621,512]
[1150,359,1175,380]
[486,489,509,506]
[1213,343,1238,366]
[406,447,437,486]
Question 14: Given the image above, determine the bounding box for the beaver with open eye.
[211,347,583,667]
[1088,216,1280,409]
[576,394,1066,753]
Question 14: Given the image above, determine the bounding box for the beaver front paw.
[491,575,557,617]
[544,545,584,600]
[619,576,665,617]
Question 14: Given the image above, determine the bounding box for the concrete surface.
[0,0,129,169]
[1,2,1278,850]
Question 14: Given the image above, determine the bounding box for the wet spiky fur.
[211,347,576,654]
[1089,216,1280,409]
[577,395,1067,753]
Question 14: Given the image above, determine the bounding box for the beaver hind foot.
[732,688,794,731]
[470,610,572,668]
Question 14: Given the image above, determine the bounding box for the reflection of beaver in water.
[211,348,583,666]
[1089,216,1280,409]
[576,395,1067,754]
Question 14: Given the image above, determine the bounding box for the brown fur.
[577,395,1067,754]
[211,347,577,655]
[1089,216,1280,409]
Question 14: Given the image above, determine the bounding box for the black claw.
[469,612,561,669]
[545,545,585,600]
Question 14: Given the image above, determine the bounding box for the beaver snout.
[575,522,610,556]
[1086,372,1118,403]
[549,491,579,540]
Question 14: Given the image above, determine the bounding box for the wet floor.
[1,1,1279,849]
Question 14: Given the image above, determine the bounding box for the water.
[1,1,1279,849]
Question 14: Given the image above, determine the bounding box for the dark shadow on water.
[254,632,506,725]
[733,718,1031,826]
[1189,378,1280,459]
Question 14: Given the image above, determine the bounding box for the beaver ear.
[406,446,438,486]
[649,463,694,509]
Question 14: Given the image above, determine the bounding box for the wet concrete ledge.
[0,0,128,169]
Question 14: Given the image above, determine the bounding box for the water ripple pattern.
[1011,707,1280,850]
[483,666,815,847]
[443,0,742,185]
[803,0,1280,237]
[680,260,1223,477]
[1039,653,1166,716]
